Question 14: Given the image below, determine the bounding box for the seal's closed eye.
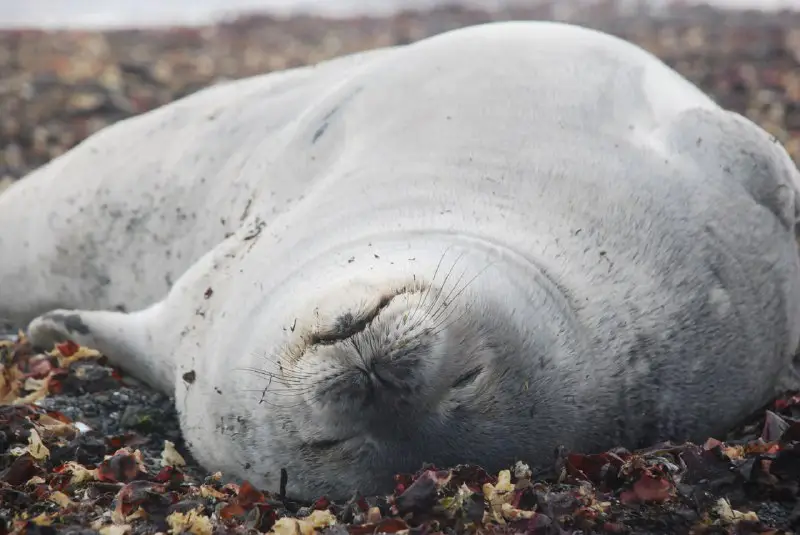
[307,288,419,346]
[308,294,395,345]
[452,366,484,389]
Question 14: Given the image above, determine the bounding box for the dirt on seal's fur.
[1,332,800,535]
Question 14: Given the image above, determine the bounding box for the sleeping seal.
[1,21,799,500]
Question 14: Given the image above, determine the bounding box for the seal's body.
[1,22,799,499]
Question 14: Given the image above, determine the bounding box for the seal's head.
[293,282,490,431]
[258,245,588,499]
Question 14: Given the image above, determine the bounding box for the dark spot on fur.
[312,122,329,144]
[310,87,363,145]
[333,313,355,333]
[239,198,253,222]
[182,370,196,384]
[243,218,265,241]
[215,387,223,395]
[204,287,213,299]
[279,468,288,497]
[322,104,341,122]
[44,312,90,335]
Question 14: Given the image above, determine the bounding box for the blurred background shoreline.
[0,0,797,29]
[0,0,798,190]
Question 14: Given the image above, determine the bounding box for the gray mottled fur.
[1,21,800,499]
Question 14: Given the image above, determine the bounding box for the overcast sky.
[0,0,795,29]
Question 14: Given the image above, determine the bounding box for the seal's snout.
[298,288,447,422]
[316,335,432,411]
[329,326,437,414]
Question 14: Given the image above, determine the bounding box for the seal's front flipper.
[27,304,175,395]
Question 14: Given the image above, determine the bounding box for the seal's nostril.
[368,364,401,390]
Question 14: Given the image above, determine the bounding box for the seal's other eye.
[302,438,345,451]
[452,366,483,388]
